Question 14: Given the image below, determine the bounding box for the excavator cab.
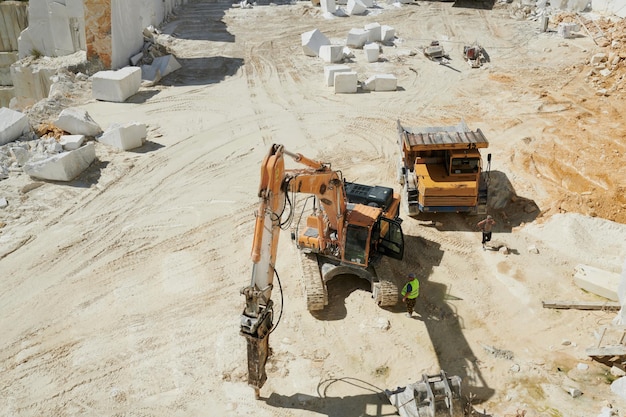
[342,202,404,267]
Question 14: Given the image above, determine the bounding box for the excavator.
[240,143,405,397]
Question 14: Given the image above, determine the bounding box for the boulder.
[302,29,330,57]
[98,122,147,151]
[55,107,103,137]
[0,107,30,145]
[23,143,96,182]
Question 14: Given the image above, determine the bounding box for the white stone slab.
[574,264,621,301]
[55,107,102,137]
[362,74,397,91]
[319,45,344,63]
[302,29,330,57]
[381,25,396,42]
[346,28,369,48]
[141,55,182,83]
[364,22,381,42]
[320,0,337,13]
[60,134,86,151]
[324,64,351,87]
[23,142,96,182]
[346,0,367,15]
[361,0,375,6]
[558,22,579,38]
[334,71,358,94]
[364,43,380,63]
[0,107,29,145]
[98,122,147,151]
[92,67,142,103]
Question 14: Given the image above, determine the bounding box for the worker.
[401,273,420,318]
[476,214,496,250]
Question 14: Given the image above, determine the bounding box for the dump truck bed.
[397,119,489,151]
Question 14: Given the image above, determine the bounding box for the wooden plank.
[542,300,621,310]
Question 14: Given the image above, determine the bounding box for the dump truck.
[397,119,491,215]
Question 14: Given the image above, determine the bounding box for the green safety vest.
[401,278,420,299]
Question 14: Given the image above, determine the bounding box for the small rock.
[568,387,582,398]
[0,197,7,208]
[510,364,521,372]
[375,317,391,330]
[498,246,509,255]
[561,339,571,346]
[528,245,539,254]
[600,69,612,77]
[590,53,607,65]
[598,406,618,417]
[610,366,626,377]
[577,363,589,371]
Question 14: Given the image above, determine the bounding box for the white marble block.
[302,29,330,57]
[364,43,380,62]
[320,0,337,13]
[98,122,147,151]
[346,0,367,15]
[324,64,351,87]
[92,66,142,103]
[23,143,96,182]
[334,71,358,94]
[365,22,381,42]
[319,45,344,63]
[362,74,397,91]
[346,28,369,48]
[381,25,396,42]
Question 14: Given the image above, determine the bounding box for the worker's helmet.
[408,273,416,279]
[486,215,492,219]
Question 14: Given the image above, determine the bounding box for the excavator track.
[298,251,327,311]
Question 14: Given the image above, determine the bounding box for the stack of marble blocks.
[303,26,397,94]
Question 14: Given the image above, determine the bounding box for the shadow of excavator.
[407,170,541,233]
[264,378,397,417]
[265,232,494,415]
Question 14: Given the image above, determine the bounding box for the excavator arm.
[240,144,349,397]
[240,144,285,398]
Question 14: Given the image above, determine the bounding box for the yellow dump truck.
[396,119,491,215]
